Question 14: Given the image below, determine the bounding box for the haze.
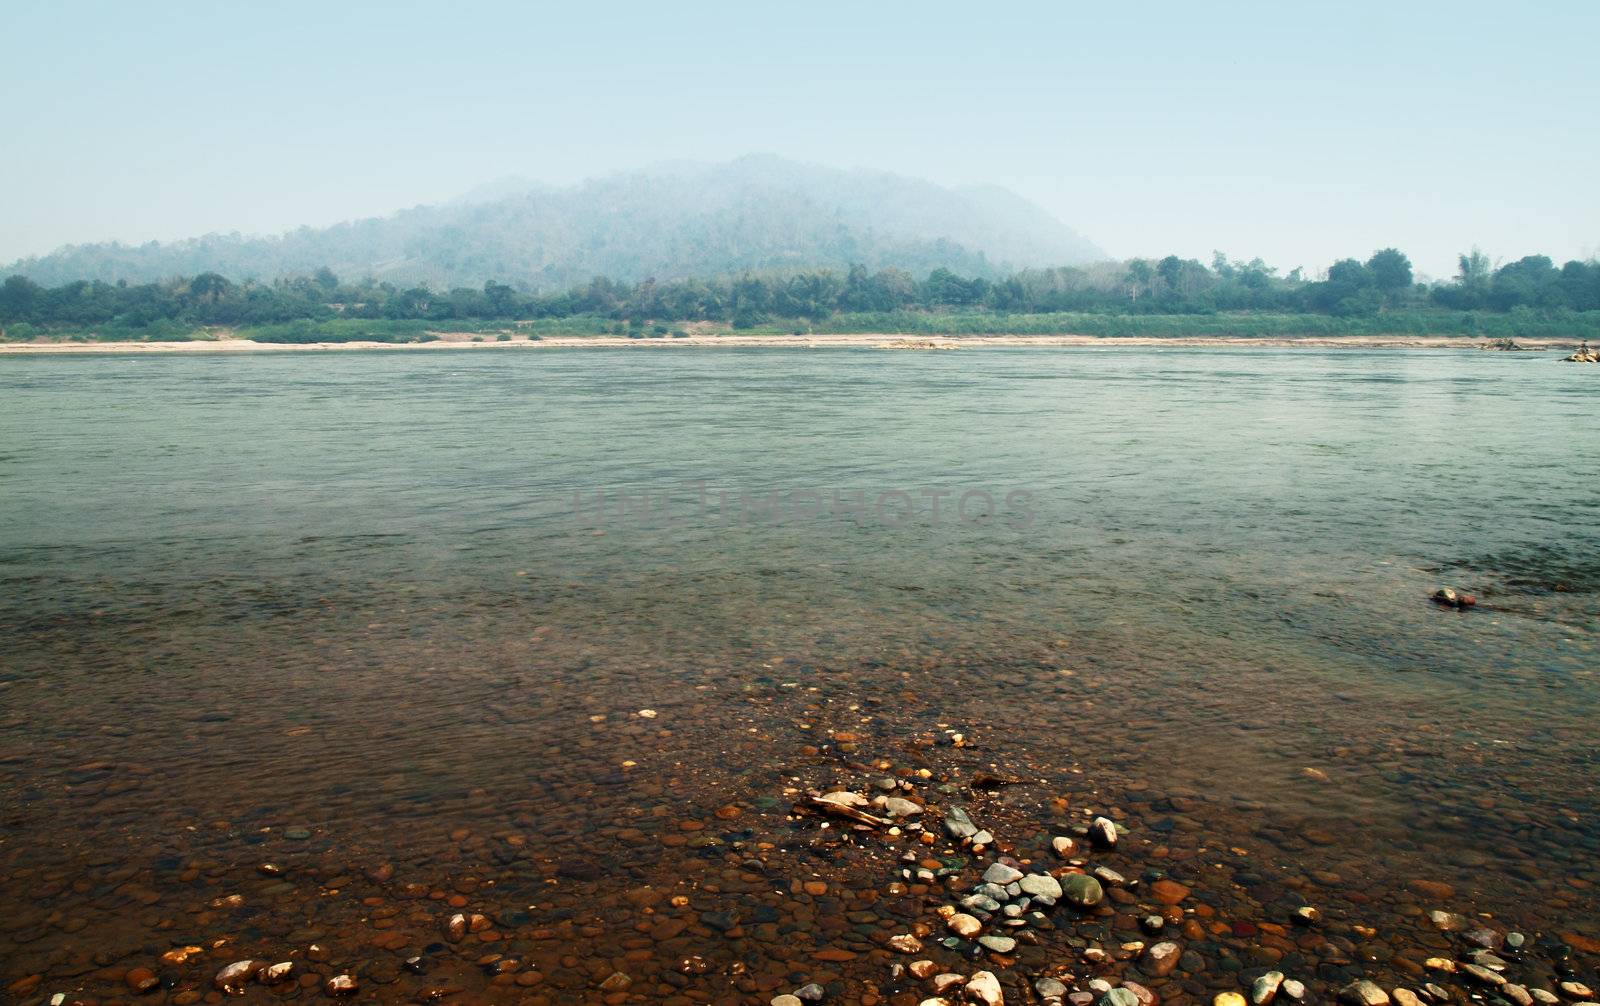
[3,0,1596,277]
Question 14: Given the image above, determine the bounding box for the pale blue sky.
[3,0,1596,277]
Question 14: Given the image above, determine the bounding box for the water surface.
[1,347,1596,1003]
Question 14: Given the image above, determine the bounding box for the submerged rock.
[1061,873,1104,908]
[325,974,358,996]
[1339,981,1390,1006]
[1144,942,1181,977]
[1090,816,1118,847]
[983,863,1023,885]
[213,961,258,995]
[1252,972,1285,1005]
[1020,874,1062,899]
[967,970,1003,1005]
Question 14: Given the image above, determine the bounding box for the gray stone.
[978,935,1017,953]
[945,807,978,839]
[1100,990,1140,1006]
[1037,978,1068,999]
[983,862,1024,885]
[962,893,1002,913]
[1093,866,1126,887]
[1339,981,1390,1006]
[794,985,826,1003]
[1020,874,1063,899]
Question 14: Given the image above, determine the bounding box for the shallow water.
[0,347,1596,1004]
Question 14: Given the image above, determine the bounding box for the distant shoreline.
[0,333,1582,354]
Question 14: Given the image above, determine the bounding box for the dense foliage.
[4,248,1600,342]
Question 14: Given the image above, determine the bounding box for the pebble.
[882,797,924,817]
[325,974,357,996]
[1216,994,1249,1006]
[1339,980,1390,1006]
[1252,971,1284,1004]
[932,974,965,993]
[1090,816,1118,847]
[794,983,824,1001]
[983,863,1024,885]
[1052,836,1077,857]
[1150,879,1190,904]
[1141,914,1165,934]
[1505,986,1534,1006]
[772,997,803,1006]
[1561,983,1596,1000]
[1061,873,1104,908]
[1392,989,1424,1006]
[213,961,258,994]
[945,807,979,840]
[1037,978,1068,1000]
[979,935,1017,953]
[124,968,158,994]
[889,934,924,953]
[1462,965,1506,988]
[1144,942,1181,977]
[1102,990,1139,1006]
[967,970,1003,1005]
[1294,906,1321,925]
[260,962,294,984]
[1282,981,1307,1001]
[1532,991,1561,1006]
[1020,874,1063,899]
[1093,866,1126,886]
[948,913,983,938]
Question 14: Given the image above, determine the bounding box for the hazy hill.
[5,155,1105,289]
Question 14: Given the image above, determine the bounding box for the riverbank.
[0,333,1583,353]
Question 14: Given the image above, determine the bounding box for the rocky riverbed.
[4,671,1597,1005]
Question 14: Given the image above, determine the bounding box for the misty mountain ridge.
[6,155,1105,289]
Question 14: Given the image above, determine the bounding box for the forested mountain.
[4,156,1105,288]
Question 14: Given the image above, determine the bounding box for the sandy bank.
[0,333,1579,354]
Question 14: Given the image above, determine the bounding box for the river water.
[0,347,1596,1004]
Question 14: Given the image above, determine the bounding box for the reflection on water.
[0,347,1596,1002]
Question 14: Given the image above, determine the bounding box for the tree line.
[4,249,1599,335]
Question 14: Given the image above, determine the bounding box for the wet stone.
[1062,873,1104,908]
[1021,874,1063,899]
[1340,980,1391,1006]
[124,967,159,994]
[1102,990,1139,1006]
[984,863,1024,885]
[1252,971,1285,1005]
